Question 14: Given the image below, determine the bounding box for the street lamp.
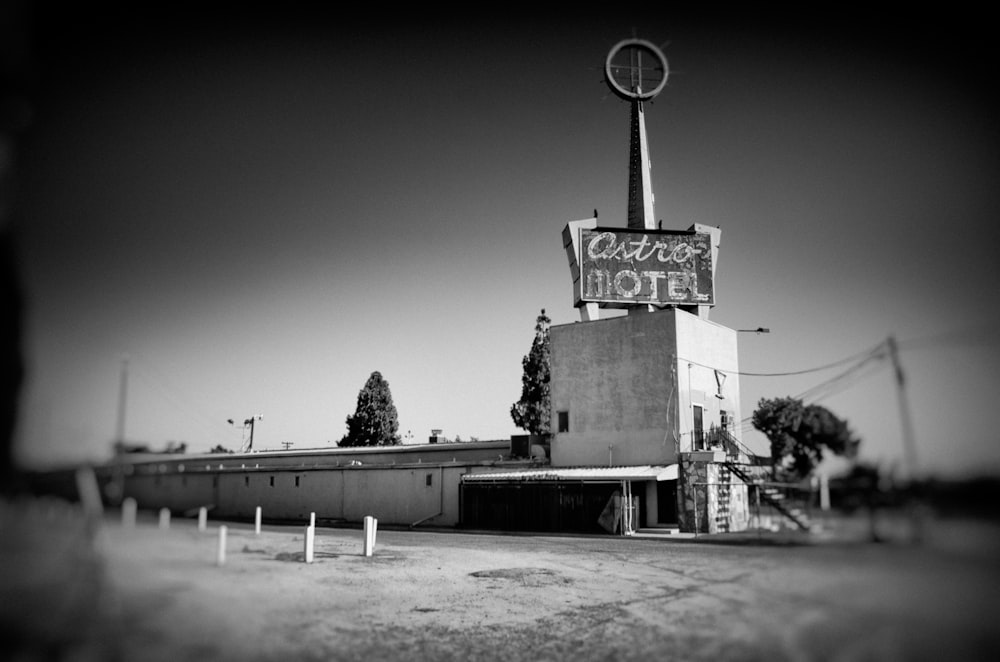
[228,415,262,453]
[737,327,770,334]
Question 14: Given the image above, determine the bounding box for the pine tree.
[510,309,551,435]
[339,371,401,447]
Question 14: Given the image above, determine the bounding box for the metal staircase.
[726,462,814,532]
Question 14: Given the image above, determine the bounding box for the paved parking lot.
[4,503,1000,661]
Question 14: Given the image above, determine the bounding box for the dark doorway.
[657,479,678,524]
[460,482,619,534]
[693,404,704,449]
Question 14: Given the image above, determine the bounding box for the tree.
[339,371,401,447]
[751,397,859,481]
[510,309,551,435]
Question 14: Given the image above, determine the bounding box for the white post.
[158,507,170,529]
[217,525,228,566]
[310,512,316,528]
[74,466,105,520]
[255,506,262,534]
[198,507,208,532]
[820,473,830,511]
[304,525,315,563]
[122,497,137,528]
[363,516,378,557]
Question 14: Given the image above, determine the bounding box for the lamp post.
[228,415,262,453]
[737,327,770,334]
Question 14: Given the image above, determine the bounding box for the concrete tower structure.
[551,38,759,533]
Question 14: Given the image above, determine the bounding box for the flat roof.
[107,440,510,465]
[461,464,677,483]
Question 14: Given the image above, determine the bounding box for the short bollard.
[158,508,170,529]
[363,516,378,557]
[255,506,262,535]
[122,497,137,528]
[820,473,831,511]
[75,467,105,520]
[217,525,228,566]
[304,525,315,564]
[198,507,208,532]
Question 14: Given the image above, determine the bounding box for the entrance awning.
[461,464,677,483]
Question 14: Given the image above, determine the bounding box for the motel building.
[75,38,801,536]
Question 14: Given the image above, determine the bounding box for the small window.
[426,473,433,487]
[244,476,249,487]
[557,410,569,433]
[295,476,300,487]
[269,476,275,487]
[213,476,219,488]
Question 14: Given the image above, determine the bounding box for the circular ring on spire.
[605,38,669,101]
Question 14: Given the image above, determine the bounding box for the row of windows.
[153,473,435,487]
[244,476,303,487]
[243,474,436,487]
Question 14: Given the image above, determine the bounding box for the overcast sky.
[9,7,999,479]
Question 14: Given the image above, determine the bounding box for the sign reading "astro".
[577,228,714,307]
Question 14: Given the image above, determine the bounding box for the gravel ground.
[3,500,1000,661]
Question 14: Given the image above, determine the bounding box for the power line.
[678,340,887,378]
[732,326,992,450]
[794,352,887,403]
[736,341,887,377]
[738,343,892,433]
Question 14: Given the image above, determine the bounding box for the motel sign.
[576,227,714,307]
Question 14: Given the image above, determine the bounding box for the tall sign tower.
[549,36,744,534]
[563,38,721,321]
[605,38,668,231]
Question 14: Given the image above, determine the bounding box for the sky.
[7,7,999,479]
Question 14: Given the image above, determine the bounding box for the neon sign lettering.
[578,228,714,307]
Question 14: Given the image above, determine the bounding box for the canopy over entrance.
[461,464,677,483]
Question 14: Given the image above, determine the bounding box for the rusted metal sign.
[576,227,714,307]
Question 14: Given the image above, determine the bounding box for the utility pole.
[887,335,922,543]
[887,336,918,478]
[228,415,262,453]
[245,415,262,452]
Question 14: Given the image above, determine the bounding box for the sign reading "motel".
[577,227,714,307]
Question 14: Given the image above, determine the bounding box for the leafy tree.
[751,396,859,481]
[339,371,401,447]
[510,309,551,435]
[208,444,233,454]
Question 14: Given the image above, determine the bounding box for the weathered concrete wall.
[116,461,525,528]
[550,307,742,468]
[674,311,741,452]
[216,470,342,521]
[550,311,679,467]
[123,471,216,514]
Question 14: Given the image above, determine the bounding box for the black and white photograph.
[2,4,998,660]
